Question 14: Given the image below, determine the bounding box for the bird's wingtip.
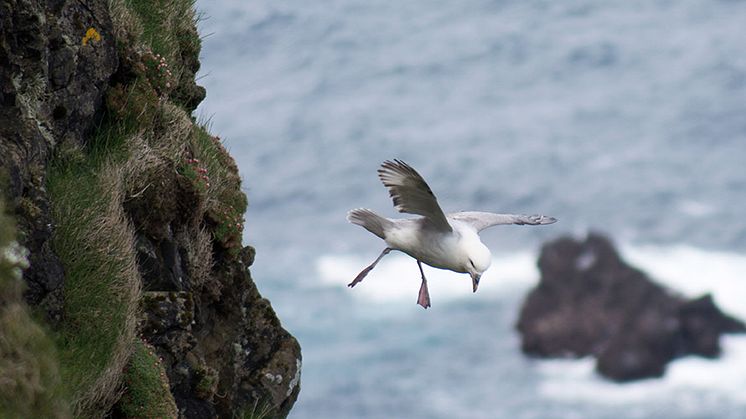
[346,208,361,223]
[528,214,558,225]
[379,159,410,171]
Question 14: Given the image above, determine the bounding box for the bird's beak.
[471,272,481,293]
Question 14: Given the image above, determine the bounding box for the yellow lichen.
[82,28,102,46]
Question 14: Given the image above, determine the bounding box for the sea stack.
[516,233,745,381]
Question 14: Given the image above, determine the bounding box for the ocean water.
[193,0,746,417]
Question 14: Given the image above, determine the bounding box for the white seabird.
[347,159,557,308]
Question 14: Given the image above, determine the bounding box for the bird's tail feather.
[347,209,393,239]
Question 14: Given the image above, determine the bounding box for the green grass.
[125,0,170,56]
[48,169,121,387]
[47,123,141,416]
[116,339,177,418]
[125,0,198,60]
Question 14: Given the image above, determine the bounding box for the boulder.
[517,233,745,381]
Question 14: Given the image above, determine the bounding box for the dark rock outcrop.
[517,233,745,381]
[136,233,301,418]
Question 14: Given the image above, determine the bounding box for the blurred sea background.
[193,1,746,418]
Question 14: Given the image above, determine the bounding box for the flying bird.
[347,159,557,308]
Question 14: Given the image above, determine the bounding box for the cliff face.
[0,0,300,417]
[1,0,118,322]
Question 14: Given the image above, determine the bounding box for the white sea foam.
[537,335,746,407]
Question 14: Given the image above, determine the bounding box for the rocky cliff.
[0,0,300,417]
[517,233,744,381]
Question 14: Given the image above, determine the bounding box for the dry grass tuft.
[181,225,213,289]
[151,101,193,161]
[109,0,144,47]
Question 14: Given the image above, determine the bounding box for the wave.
[316,243,746,314]
[537,335,746,409]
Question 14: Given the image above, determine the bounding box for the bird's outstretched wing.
[378,160,452,232]
[449,211,557,232]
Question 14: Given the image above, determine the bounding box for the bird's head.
[464,241,491,293]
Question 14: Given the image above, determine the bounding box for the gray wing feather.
[449,211,557,232]
[378,160,452,232]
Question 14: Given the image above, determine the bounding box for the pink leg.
[348,248,391,288]
[416,260,431,309]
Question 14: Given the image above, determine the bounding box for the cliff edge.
[0,0,300,417]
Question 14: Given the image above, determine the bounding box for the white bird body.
[383,218,489,274]
[347,160,556,308]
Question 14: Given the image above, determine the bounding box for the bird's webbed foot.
[348,247,391,288]
[416,260,431,309]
